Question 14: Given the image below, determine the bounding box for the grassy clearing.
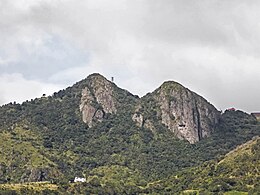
[0,182,58,192]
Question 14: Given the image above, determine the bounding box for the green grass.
[224,191,248,195]
[0,182,59,194]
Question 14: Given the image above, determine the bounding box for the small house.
[74,177,86,183]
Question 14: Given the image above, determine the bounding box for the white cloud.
[0,73,62,105]
[0,0,260,112]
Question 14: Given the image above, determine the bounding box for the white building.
[74,177,86,182]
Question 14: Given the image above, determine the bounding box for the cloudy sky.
[0,0,260,112]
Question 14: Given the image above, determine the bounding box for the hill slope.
[1,136,259,194]
[0,73,259,188]
[153,136,260,194]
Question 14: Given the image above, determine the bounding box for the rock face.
[80,73,220,143]
[80,74,118,127]
[20,168,60,182]
[153,81,220,143]
[132,112,156,133]
[132,81,220,143]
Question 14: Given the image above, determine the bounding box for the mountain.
[0,73,259,194]
[79,73,138,127]
[132,80,220,143]
[77,73,220,143]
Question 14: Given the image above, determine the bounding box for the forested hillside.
[0,73,259,194]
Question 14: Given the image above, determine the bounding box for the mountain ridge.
[76,73,220,143]
[0,72,259,194]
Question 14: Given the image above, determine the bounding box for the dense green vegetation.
[0,74,259,194]
[152,136,260,194]
[1,137,259,194]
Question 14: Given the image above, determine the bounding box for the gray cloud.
[0,0,260,112]
[1,35,89,80]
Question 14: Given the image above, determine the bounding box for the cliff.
[132,81,220,143]
[79,73,137,127]
[80,74,220,143]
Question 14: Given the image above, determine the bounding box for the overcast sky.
[0,0,260,113]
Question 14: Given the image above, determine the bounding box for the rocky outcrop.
[80,73,220,143]
[20,167,60,182]
[132,113,156,133]
[87,74,118,114]
[80,87,104,127]
[79,74,119,127]
[132,105,157,134]
[132,113,144,128]
[133,81,220,143]
[155,81,220,143]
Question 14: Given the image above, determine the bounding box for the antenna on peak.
[111,77,114,82]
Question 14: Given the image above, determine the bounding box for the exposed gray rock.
[0,163,6,179]
[20,168,50,182]
[81,74,220,143]
[80,87,96,127]
[132,113,144,128]
[88,74,117,114]
[132,81,220,143]
[154,81,220,143]
[132,111,156,134]
[143,119,157,134]
[79,74,119,127]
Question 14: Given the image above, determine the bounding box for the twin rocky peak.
[79,73,220,144]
